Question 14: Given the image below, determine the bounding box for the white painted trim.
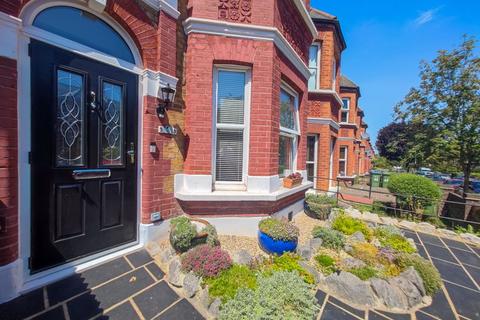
[175,179,313,202]
[339,145,348,176]
[212,66,251,187]
[142,69,179,97]
[0,260,22,303]
[0,11,21,59]
[142,0,180,19]
[307,117,340,131]
[309,89,343,106]
[14,0,146,301]
[247,175,281,194]
[337,137,355,141]
[339,122,360,129]
[306,134,318,186]
[291,0,317,38]
[183,17,311,80]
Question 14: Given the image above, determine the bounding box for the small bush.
[258,218,299,242]
[377,247,397,264]
[349,266,378,280]
[314,254,336,275]
[378,233,416,254]
[205,265,257,302]
[350,243,378,265]
[396,253,442,295]
[260,253,315,284]
[332,213,373,240]
[311,227,345,250]
[181,244,232,278]
[202,224,220,246]
[387,174,442,213]
[379,264,402,278]
[219,271,319,320]
[305,194,337,220]
[170,217,197,252]
[375,225,402,238]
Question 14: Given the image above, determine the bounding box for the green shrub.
[378,233,416,254]
[311,227,345,250]
[387,174,442,213]
[396,253,442,295]
[332,213,373,240]
[170,217,197,252]
[202,224,220,246]
[454,224,480,236]
[260,253,315,284]
[219,271,319,320]
[305,194,337,220]
[374,225,403,238]
[424,216,446,229]
[314,254,336,275]
[205,265,257,302]
[258,218,299,242]
[349,266,378,280]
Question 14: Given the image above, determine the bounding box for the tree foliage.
[394,36,480,192]
[376,122,417,163]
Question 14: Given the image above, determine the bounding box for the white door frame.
[16,0,145,293]
[306,134,318,187]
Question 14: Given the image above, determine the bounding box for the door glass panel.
[56,69,84,167]
[307,136,315,162]
[101,81,124,166]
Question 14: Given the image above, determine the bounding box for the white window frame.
[339,146,348,177]
[341,98,350,123]
[308,43,321,91]
[332,60,337,90]
[212,65,251,189]
[279,82,300,178]
[306,134,318,185]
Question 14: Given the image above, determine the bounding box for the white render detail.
[247,175,282,194]
[142,0,180,19]
[142,69,179,98]
[307,117,340,131]
[0,11,21,59]
[183,17,311,80]
[309,89,343,106]
[87,0,107,13]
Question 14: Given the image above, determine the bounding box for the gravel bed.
[293,211,328,245]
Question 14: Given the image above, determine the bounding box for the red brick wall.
[184,34,309,177]
[0,57,18,266]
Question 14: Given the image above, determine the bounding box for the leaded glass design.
[56,69,84,167]
[101,81,123,166]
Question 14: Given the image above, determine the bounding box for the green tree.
[395,36,480,194]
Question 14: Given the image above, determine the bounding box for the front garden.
[150,196,447,319]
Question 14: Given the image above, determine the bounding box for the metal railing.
[307,176,480,231]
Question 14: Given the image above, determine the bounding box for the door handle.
[127,142,135,164]
[89,91,106,123]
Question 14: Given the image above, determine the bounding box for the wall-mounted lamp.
[149,142,157,154]
[156,84,176,119]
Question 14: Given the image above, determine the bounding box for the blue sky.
[310,0,480,147]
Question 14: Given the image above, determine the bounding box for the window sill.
[175,180,313,202]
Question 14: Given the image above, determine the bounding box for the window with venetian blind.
[279,85,300,178]
[214,69,249,183]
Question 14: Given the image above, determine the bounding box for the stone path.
[1,231,479,320]
[0,250,205,320]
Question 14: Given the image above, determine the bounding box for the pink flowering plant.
[181,244,232,278]
[258,218,299,242]
[286,172,302,180]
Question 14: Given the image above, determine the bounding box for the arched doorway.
[22,4,141,272]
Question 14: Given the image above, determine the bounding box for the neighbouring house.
[0,0,372,302]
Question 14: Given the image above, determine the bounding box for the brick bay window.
[341,98,350,123]
[339,146,348,176]
[308,44,321,90]
[213,67,251,189]
[279,84,300,178]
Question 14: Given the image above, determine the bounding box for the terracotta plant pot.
[283,177,303,188]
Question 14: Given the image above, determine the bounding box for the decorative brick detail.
[218,0,252,23]
[0,57,18,266]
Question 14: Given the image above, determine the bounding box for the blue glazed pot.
[258,231,298,255]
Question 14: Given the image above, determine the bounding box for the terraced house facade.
[0,0,371,302]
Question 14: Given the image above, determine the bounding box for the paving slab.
[156,299,205,320]
[133,281,179,319]
[445,282,480,319]
[320,302,359,320]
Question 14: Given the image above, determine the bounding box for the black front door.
[30,40,138,272]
